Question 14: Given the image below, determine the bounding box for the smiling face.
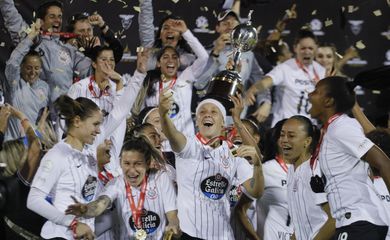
[294,37,317,66]
[73,19,94,38]
[280,119,311,164]
[121,150,148,187]
[216,15,239,35]
[145,109,167,141]
[160,19,181,47]
[157,48,180,79]
[196,103,225,140]
[21,55,42,84]
[76,110,103,145]
[42,6,63,32]
[141,125,162,150]
[316,46,335,72]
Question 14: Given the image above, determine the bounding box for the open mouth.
[202,118,214,127]
[166,35,175,40]
[166,63,176,70]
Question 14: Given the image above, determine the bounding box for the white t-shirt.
[31,141,101,239]
[256,159,293,240]
[287,160,328,240]
[101,171,177,240]
[319,114,388,228]
[373,177,390,240]
[267,58,325,126]
[68,76,125,176]
[175,138,253,240]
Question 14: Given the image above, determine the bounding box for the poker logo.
[193,16,214,34]
[119,14,134,30]
[129,209,161,234]
[228,185,242,207]
[81,175,97,202]
[147,186,158,200]
[200,173,229,200]
[58,49,71,64]
[349,20,363,35]
[310,19,324,36]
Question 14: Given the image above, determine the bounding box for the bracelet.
[70,218,78,238]
[100,23,107,30]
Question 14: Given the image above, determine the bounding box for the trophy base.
[205,70,243,115]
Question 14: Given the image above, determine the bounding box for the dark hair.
[125,123,155,142]
[156,45,180,61]
[241,118,265,151]
[263,119,287,162]
[137,107,158,125]
[121,135,164,168]
[288,115,320,154]
[321,76,355,113]
[257,40,290,66]
[90,46,114,62]
[21,50,43,65]
[54,95,100,128]
[154,15,192,53]
[66,12,89,33]
[36,0,63,20]
[294,28,318,46]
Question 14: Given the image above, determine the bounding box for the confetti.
[373,10,382,16]
[121,35,126,39]
[171,0,180,3]
[348,5,359,13]
[341,6,345,12]
[324,18,333,27]
[158,10,172,15]
[212,10,217,18]
[79,47,85,52]
[256,25,262,33]
[311,10,317,15]
[136,46,144,53]
[122,5,128,8]
[355,40,365,49]
[133,6,140,12]
[0,42,4,47]
[335,51,343,59]
[33,11,36,18]
[90,0,97,2]
[200,6,208,12]
[372,90,381,94]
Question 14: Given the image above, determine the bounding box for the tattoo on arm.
[85,195,111,217]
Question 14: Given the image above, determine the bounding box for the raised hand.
[244,86,258,106]
[136,47,151,74]
[229,93,244,123]
[28,19,41,40]
[65,196,88,217]
[97,139,112,169]
[214,33,230,55]
[236,145,260,165]
[167,19,188,34]
[88,14,105,28]
[159,88,174,118]
[251,102,271,123]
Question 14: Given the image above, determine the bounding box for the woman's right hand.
[74,222,95,240]
[159,88,174,118]
[0,104,11,132]
[136,47,150,74]
[66,196,88,217]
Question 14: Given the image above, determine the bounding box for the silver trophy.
[205,10,258,112]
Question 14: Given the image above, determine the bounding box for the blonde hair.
[0,139,27,177]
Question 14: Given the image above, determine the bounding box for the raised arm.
[245,76,274,106]
[138,0,155,48]
[351,101,376,134]
[0,0,29,45]
[234,194,261,240]
[363,145,390,193]
[159,88,186,152]
[239,145,264,198]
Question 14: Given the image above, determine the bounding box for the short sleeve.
[176,137,202,161]
[156,171,177,213]
[235,157,253,185]
[266,64,286,86]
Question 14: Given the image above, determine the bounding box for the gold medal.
[135,229,147,240]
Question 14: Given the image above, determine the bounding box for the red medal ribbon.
[98,167,114,185]
[158,77,177,93]
[310,113,342,171]
[125,176,148,229]
[275,154,289,173]
[88,75,110,98]
[41,31,79,39]
[296,59,320,84]
[196,132,233,148]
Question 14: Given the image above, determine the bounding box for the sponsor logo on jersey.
[129,209,161,234]
[228,185,242,207]
[82,175,97,202]
[200,173,229,200]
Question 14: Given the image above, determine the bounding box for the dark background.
[0,0,389,124]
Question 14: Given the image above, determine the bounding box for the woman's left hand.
[236,145,260,165]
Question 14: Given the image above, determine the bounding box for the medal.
[135,229,147,240]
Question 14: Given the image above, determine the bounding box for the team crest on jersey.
[58,49,71,65]
[228,185,242,207]
[147,186,158,200]
[220,153,230,168]
[200,173,229,200]
[81,175,97,202]
[129,209,161,234]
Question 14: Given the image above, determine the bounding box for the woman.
[281,116,335,240]
[4,20,49,141]
[308,76,390,239]
[27,75,141,239]
[65,137,180,240]
[236,119,294,240]
[139,0,196,71]
[134,19,207,146]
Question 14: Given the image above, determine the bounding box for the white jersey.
[373,177,390,240]
[101,171,177,240]
[319,114,388,228]
[256,159,293,240]
[143,30,208,146]
[175,138,253,240]
[267,58,325,126]
[68,75,126,176]
[31,141,101,239]
[287,160,328,240]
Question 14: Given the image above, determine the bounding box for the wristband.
[70,218,78,238]
[100,23,107,30]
